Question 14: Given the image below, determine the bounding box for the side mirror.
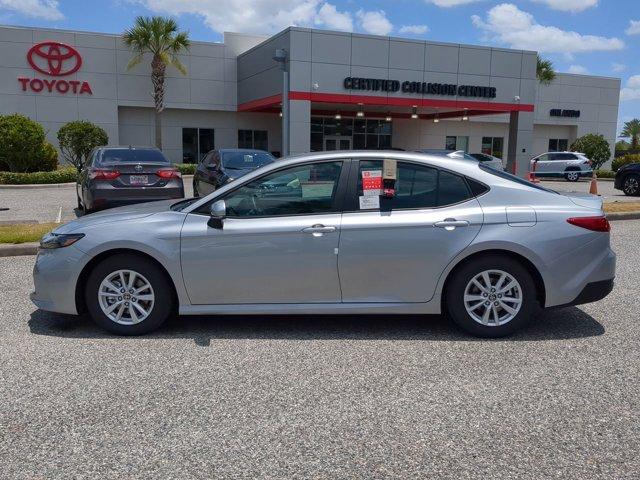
[207,199,226,229]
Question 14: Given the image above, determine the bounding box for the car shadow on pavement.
[28,306,604,346]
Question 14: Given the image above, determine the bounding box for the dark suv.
[614,162,640,196]
[76,146,184,213]
[193,149,275,197]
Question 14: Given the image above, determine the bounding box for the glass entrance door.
[324,136,352,151]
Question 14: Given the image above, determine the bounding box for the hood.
[54,199,178,234]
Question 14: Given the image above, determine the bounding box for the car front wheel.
[622,174,640,196]
[85,253,174,335]
[445,255,537,337]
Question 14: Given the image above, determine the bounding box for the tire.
[622,174,640,196]
[85,253,174,335]
[445,255,537,338]
[564,169,580,182]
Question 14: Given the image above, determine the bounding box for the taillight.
[156,168,181,179]
[90,169,120,180]
[567,216,610,232]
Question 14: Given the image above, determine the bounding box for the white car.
[530,152,593,182]
[470,153,505,171]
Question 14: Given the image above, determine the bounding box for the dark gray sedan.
[77,147,184,213]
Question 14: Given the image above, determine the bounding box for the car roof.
[218,148,272,154]
[98,146,160,151]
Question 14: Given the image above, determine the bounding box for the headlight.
[39,233,85,249]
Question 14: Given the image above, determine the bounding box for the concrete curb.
[0,175,194,189]
[607,212,640,221]
[0,242,39,257]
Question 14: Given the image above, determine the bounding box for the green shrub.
[611,154,640,172]
[39,142,58,172]
[175,163,196,175]
[594,169,615,179]
[0,167,77,185]
[0,114,48,172]
[57,120,109,172]
[570,134,611,170]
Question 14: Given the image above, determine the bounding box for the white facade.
[0,24,621,171]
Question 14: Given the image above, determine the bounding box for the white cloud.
[626,20,640,36]
[472,3,624,55]
[315,3,353,31]
[612,63,627,73]
[567,64,588,74]
[620,75,640,102]
[0,0,63,20]
[356,9,393,36]
[399,24,429,35]
[531,0,598,13]
[424,0,481,6]
[135,0,355,35]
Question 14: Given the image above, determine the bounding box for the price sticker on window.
[362,170,382,196]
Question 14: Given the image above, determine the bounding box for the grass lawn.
[0,223,58,244]
[604,202,640,214]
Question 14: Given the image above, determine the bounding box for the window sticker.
[383,159,397,180]
[359,195,380,210]
[362,169,382,196]
[301,181,335,199]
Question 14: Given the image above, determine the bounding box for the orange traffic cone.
[589,172,598,195]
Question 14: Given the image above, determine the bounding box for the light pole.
[273,48,289,157]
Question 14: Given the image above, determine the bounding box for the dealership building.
[0,24,621,173]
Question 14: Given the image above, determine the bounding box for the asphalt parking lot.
[0,221,638,478]
[0,177,634,225]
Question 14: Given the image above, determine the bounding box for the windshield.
[170,198,200,212]
[221,151,274,170]
[99,149,169,164]
[479,164,557,194]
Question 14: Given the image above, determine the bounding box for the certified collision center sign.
[18,41,93,95]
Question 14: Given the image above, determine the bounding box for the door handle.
[434,219,469,230]
[302,224,337,235]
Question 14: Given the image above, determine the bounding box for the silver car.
[31,151,615,338]
[530,151,593,182]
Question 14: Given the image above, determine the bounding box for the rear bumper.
[565,279,614,307]
[87,186,184,210]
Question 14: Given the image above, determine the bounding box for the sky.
[0,0,638,138]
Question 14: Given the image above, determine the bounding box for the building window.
[310,117,391,152]
[481,137,504,159]
[549,139,568,152]
[238,129,268,151]
[446,136,469,153]
[182,128,214,163]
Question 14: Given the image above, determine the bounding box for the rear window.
[99,149,169,164]
[479,164,557,194]
[221,151,274,169]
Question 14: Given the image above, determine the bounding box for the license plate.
[130,175,148,185]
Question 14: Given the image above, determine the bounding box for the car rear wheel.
[85,253,174,335]
[622,174,640,196]
[564,169,580,182]
[445,255,537,337]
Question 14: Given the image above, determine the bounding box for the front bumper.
[30,245,87,315]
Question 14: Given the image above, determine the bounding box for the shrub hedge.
[175,163,196,175]
[612,154,640,172]
[0,167,77,185]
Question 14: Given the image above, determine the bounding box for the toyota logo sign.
[27,41,82,76]
[18,41,92,95]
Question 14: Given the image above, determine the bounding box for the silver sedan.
[31,151,615,337]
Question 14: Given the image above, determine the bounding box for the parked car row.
[34,150,615,339]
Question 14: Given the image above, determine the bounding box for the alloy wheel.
[98,269,155,325]
[624,176,639,195]
[463,270,523,326]
[566,171,579,181]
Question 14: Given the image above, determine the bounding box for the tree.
[123,17,190,150]
[0,114,49,172]
[57,121,109,173]
[536,55,556,85]
[616,139,630,152]
[570,134,611,170]
[621,119,640,149]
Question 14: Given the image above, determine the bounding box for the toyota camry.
[31,151,615,337]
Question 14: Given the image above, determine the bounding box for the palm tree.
[123,17,190,150]
[536,55,556,85]
[621,119,640,149]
